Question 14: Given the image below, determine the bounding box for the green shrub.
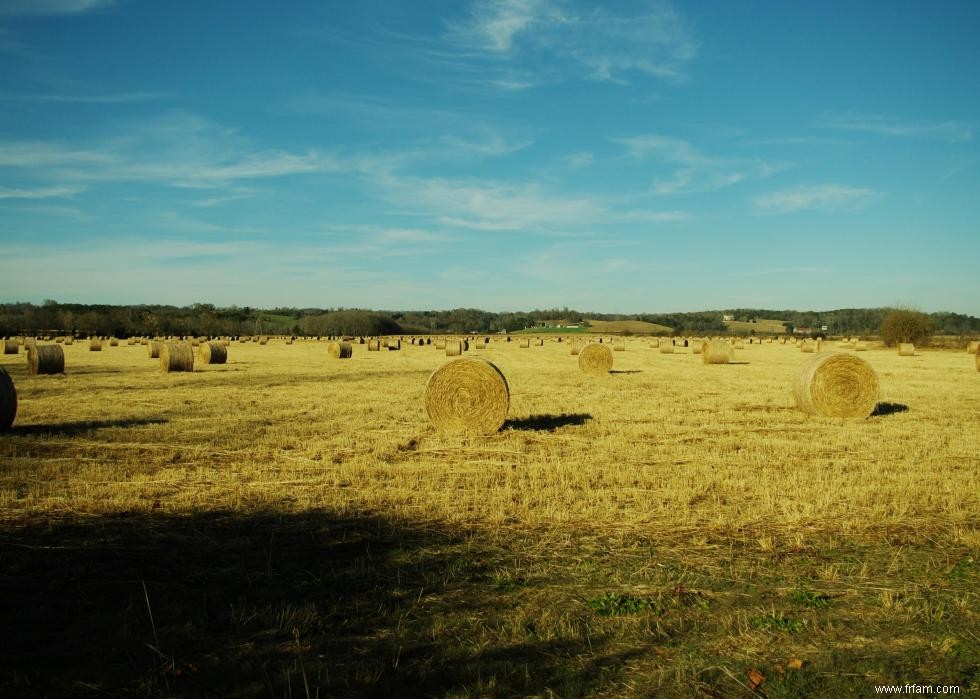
[880,308,932,347]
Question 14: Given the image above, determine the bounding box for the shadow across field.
[0,510,632,698]
[609,369,642,374]
[871,401,910,417]
[7,417,168,437]
[505,412,592,431]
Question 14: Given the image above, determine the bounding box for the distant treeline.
[1,301,978,338]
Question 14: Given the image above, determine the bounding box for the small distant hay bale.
[898,343,915,356]
[570,342,581,355]
[259,337,269,345]
[578,342,613,374]
[854,342,868,351]
[221,338,231,346]
[435,339,447,350]
[4,339,18,355]
[535,338,544,346]
[89,338,102,351]
[793,352,879,418]
[475,340,486,349]
[148,341,162,358]
[800,340,816,353]
[733,340,745,349]
[198,341,227,365]
[966,340,979,353]
[702,340,732,364]
[327,341,353,359]
[519,339,530,348]
[613,340,625,352]
[649,339,660,348]
[28,344,65,375]
[446,339,465,356]
[109,338,119,346]
[659,343,674,354]
[368,339,381,351]
[0,366,16,431]
[692,342,703,355]
[424,357,509,435]
[160,343,194,372]
[387,339,401,351]
[64,337,74,345]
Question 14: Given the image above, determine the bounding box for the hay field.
[1,339,978,697]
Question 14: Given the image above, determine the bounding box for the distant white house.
[722,314,734,322]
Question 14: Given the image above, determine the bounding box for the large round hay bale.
[898,343,915,356]
[199,341,227,365]
[793,352,879,418]
[578,342,613,374]
[89,338,102,351]
[63,336,73,345]
[327,341,353,359]
[0,366,16,431]
[649,338,660,348]
[160,343,194,372]
[475,340,486,349]
[368,339,381,351]
[148,341,162,359]
[28,344,65,375]
[519,338,530,348]
[3,339,18,355]
[659,343,674,354]
[692,342,703,355]
[613,340,625,352]
[109,338,119,347]
[424,357,509,435]
[702,340,732,364]
[445,339,465,356]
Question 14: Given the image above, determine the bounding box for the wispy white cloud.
[0,90,167,103]
[443,0,698,86]
[618,209,690,223]
[818,112,974,142]
[0,185,82,199]
[752,184,880,215]
[563,151,593,169]
[0,0,112,15]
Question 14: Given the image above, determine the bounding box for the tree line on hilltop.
[1,300,977,339]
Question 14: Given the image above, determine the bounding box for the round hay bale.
[445,339,464,356]
[570,342,581,356]
[702,340,732,364]
[327,341,353,359]
[475,340,486,349]
[368,339,381,351]
[535,338,544,346]
[793,352,879,418]
[692,342,703,355]
[109,338,119,347]
[160,342,194,372]
[27,344,65,375]
[649,339,660,348]
[578,342,613,374]
[89,338,102,352]
[387,339,401,351]
[148,341,162,359]
[63,337,74,345]
[435,339,447,350]
[519,339,530,348]
[613,341,625,352]
[0,366,16,431]
[4,339,18,355]
[898,343,915,356]
[854,342,868,351]
[800,340,816,353]
[966,340,979,353]
[659,343,674,354]
[198,341,227,365]
[424,357,509,435]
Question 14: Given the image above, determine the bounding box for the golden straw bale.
[613,340,625,351]
[368,339,381,351]
[578,342,613,374]
[148,341,162,359]
[424,357,509,435]
[435,339,447,350]
[160,343,194,372]
[198,341,227,365]
[519,339,530,348]
[570,342,581,355]
[854,342,868,351]
[692,342,703,355]
[793,352,879,418]
[109,338,119,346]
[4,339,18,354]
[659,343,674,354]
[327,341,353,359]
[27,344,65,375]
[445,340,465,356]
[387,339,401,351]
[89,338,102,351]
[535,338,544,346]
[898,343,915,356]
[0,366,16,431]
[702,340,732,364]
[649,338,660,348]
[475,340,486,349]
[966,340,979,353]
[63,337,73,345]
[800,340,815,353]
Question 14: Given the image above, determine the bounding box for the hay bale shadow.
[871,402,909,417]
[505,413,592,431]
[609,369,642,374]
[8,417,168,437]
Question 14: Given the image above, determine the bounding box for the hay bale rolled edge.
[27,344,65,375]
[702,340,732,365]
[793,351,879,418]
[160,342,194,372]
[198,341,228,365]
[3,339,18,355]
[327,341,353,359]
[424,357,509,435]
[148,341,162,358]
[578,342,613,374]
[898,343,915,356]
[0,365,16,431]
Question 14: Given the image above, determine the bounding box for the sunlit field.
[1,338,978,697]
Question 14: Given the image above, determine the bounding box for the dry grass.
[1,338,978,696]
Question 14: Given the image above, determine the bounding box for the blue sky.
[1,0,978,314]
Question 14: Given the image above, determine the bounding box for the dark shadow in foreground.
[505,413,592,431]
[7,417,168,437]
[871,402,909,417]
[0,510,635,698]
[609,369,642,374]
